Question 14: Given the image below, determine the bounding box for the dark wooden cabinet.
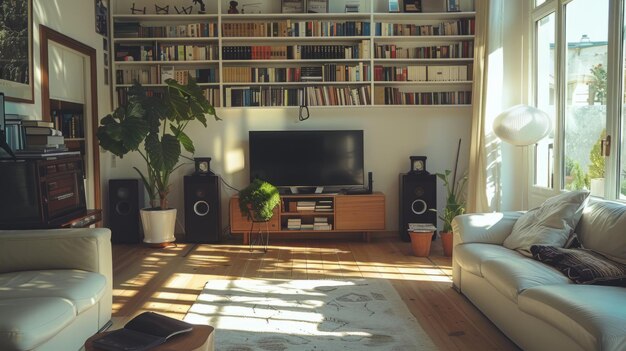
[0,155,100,229]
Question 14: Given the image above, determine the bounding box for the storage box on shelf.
[111,0,475,108]
[230,192,385,243]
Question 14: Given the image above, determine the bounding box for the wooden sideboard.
[230,192,385,243]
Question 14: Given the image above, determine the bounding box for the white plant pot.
[140,208,177,244]
[590,178,605,198]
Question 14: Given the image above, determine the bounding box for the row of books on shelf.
[375,19,475,37]
[115,22,218,38]
[116,67,218,84]
[222,42,370,60]
[222,20,370,38]
[294,200,333,212]
[373,64,471,82]
[115,44,218,62]
[286,217,332,231]
[374,42,474,59]
[222,63,369,83]
[116,87,221,107]
[51,111,84,139]
[223,86,371,107]
[306,86,371,106]
[373,87,472,105]
[224,86,301,107]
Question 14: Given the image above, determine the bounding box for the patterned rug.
[184,279,437,351]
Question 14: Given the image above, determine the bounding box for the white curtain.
[467,0,505,213]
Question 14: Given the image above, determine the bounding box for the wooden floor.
[111,235,519,351]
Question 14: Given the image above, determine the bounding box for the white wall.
[105,107,472,234]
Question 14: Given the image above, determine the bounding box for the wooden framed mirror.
[39,25,101,211]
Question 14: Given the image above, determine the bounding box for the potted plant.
[436,169,467,256]
[238,179,280,222]
[97,77,219,245]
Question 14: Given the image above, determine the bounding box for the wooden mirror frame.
[39,25,101,210]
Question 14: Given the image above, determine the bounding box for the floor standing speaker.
[108,179,142,244]
[399,173,437,241]
[184,175,221,243]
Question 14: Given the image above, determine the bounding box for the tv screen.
[249,130,364,190]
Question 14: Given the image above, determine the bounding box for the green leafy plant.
[588,129,606,179]
[238,179,280,221]
[588,63,607,105]
[566,160,590,191]
[435,170,468,233]
[97,77,220,209]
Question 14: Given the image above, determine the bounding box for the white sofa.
[452,201,626,351]
[0,228,112,351]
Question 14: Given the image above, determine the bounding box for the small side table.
[84,325,214,351]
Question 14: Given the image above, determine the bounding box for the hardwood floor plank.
[110,237,519,350]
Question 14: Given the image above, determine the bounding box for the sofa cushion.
[481,255,572,302]
[530,245,626,286]
[455,243,519,277]
[503,190,589,256]
[0,297,76,351]
[519,284,626,351]
[0,270,106,313]
[576,201,626,264]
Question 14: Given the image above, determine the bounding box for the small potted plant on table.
[238,179,280,251]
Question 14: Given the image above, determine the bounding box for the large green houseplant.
[97,77,219,243]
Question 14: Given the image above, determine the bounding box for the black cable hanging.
[298,87,310,121]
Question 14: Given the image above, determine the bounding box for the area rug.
[184,279,437,351]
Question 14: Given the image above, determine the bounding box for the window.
[531,0,615,200]
[563,0,608,193]
[533,12,556,188]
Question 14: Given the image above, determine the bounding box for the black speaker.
[184,175,221,243]
[108,179,142,244]
[399,173,437,241]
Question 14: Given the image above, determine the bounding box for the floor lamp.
[493,104,551,209]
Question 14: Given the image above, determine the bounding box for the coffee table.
[84,325,214,351]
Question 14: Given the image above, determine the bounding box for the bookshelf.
[111,0,476,108]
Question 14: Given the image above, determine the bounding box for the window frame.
[529,0,625,202]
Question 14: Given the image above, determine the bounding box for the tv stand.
[230,192,386,243]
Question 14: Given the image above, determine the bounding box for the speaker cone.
[193,200,210,216]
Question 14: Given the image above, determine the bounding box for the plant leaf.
[170,125,195,153]
[145,133,181,172]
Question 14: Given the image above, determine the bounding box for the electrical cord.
[298,87,310,121]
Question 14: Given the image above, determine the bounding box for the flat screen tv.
[249,130,364,192]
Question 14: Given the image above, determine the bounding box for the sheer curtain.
[467,0,505,213]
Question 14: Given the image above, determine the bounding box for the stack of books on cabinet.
[22,120,67,152]
[287,218,302,230]
[313,217,332,231]
[315,200,333,212]
[296,201,316,212]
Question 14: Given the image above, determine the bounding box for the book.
[92,312,193,351]
[21,120,54,128]
[24,127,63,136]
[25,135,64,146]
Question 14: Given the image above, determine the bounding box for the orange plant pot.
[440,231,453,257]
[409,231,433,257]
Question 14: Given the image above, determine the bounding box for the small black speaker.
[367,171,373,193]
[399,173,437,241]
[108,179,142,244]
[184,175,221,243]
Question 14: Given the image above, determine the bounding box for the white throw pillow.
[503,190,590,256]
